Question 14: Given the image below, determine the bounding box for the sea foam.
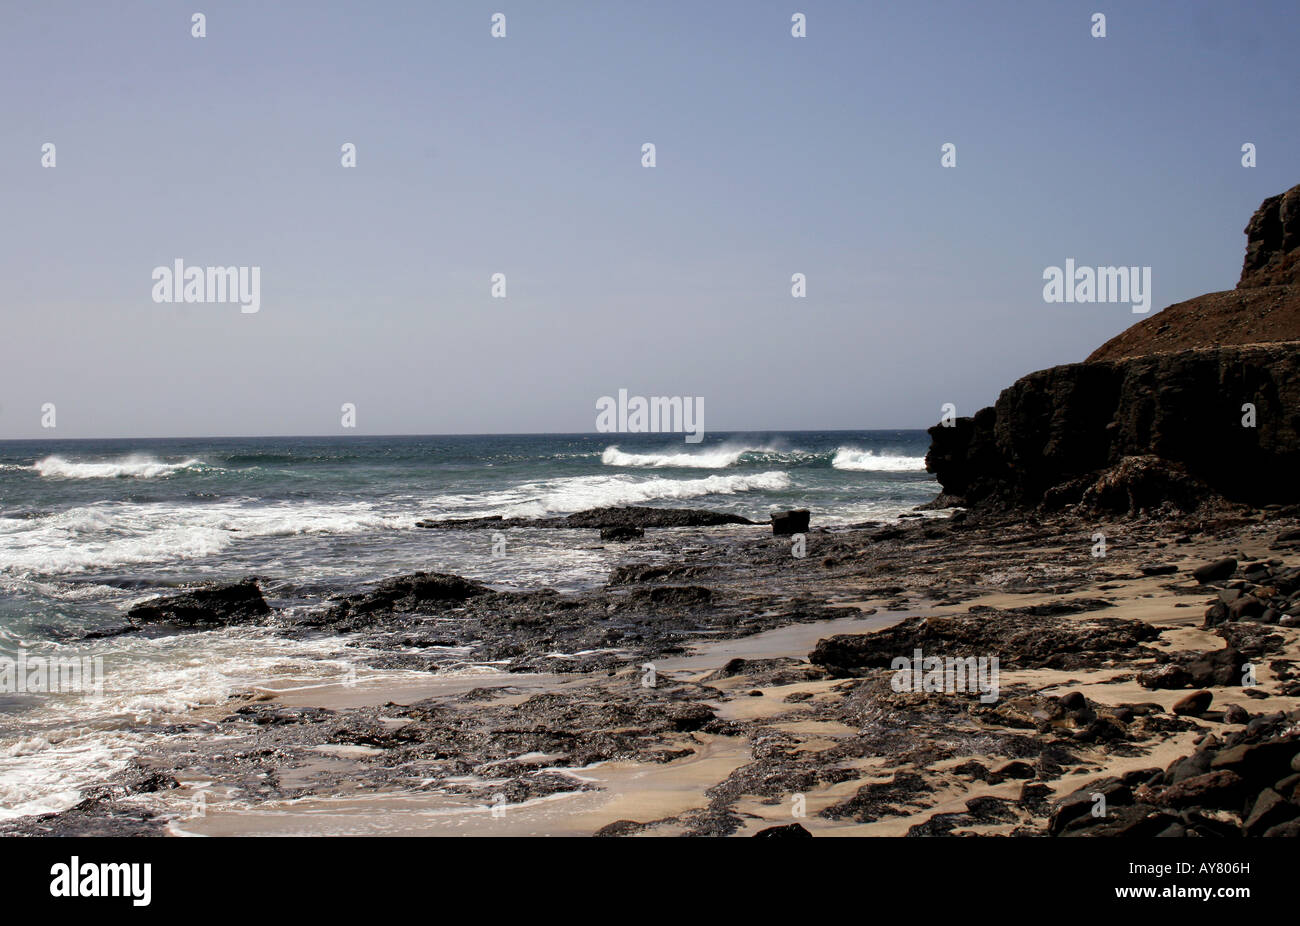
[601,446,749,468]
[448,470,793,519]
[600,445,815,469]
[0,501,417,575]
[32,455,208,479]
[830,448,927,472]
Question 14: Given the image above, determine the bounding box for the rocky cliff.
[927,185,1300,513]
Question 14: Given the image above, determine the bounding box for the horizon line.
[0,426,937,444]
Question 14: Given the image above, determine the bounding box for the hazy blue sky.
[1,0,1297,439]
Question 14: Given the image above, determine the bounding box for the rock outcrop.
[322,571,491,621]
[127,578,271,627]
[416,506,754,530]
[928,185,1300,512]
[1240,184,1300,289]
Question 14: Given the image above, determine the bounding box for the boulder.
[1172,690,1213,716]
[770,509,810,536]
[1138,663,1194,690]
[1157,770,1247,809]
[1223,703,1251,725]
[1193,558,1239,584]
[1243,788,1299,836]
[1057,691,1087,711]
[127,579,271,627]
[1183,648,1246,688]
[1210,741,1298,785]
[327,572,491,619]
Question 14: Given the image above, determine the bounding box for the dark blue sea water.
[0,430,936,817]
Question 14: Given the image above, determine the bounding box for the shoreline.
[5,503,1299,836]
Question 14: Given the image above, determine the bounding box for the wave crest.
[32,455,208,479]
[830,448,927,472]
[601,446,749,468]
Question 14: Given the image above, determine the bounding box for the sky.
[0,0,1297,439]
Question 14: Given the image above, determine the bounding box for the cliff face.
[927,344,1300,510]
[1240,184,1300,289]
[928,185,1300,513]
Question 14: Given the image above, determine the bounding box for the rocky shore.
[5,498,1297,837]
[6,185,1300,838]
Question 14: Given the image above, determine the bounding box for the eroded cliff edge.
[927,185,1300,513]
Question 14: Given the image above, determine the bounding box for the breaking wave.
[442,470,793,519]
[601,446,750,468]
[830,448,928,472]
[32,456,209,480]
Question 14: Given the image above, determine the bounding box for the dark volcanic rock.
[625,585,713,609]
[752,822,813,838]
[926,345,1300,511]
[1056,707,1300,837]
[127,579,271,627]
[607,562,715,585]
[1193,558,1238,584]
[916,492,967,510]
[1245,788,1300,835]
[1157,770,1246,809]
[416,506,754,530]
[324,572,491,621]
[1079,456,1209,515]
[1138,646,1247,691]
[600,526,644,542]
[770,509,810,536]
[564,507,753,529]
[809,611,1162,677]
[1137,663,1194,690]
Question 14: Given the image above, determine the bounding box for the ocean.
[0,430,935,818]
